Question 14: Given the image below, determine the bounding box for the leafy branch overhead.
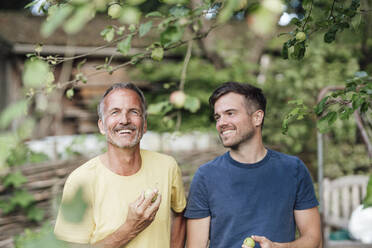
[282,71,372,135]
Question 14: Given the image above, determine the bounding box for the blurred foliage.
[0,0,370,244]
[15,223,67,248]
[131,31,371,179]
[364,175,372,209]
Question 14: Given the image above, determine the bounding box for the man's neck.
[229,136,267,164]
[101,144,142,176]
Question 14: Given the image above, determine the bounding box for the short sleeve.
[184,169,210,218]
[54,172,95,244]
[294,159,319,210]
[171,160,187,213]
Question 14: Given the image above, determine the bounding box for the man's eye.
[131,110,140,115]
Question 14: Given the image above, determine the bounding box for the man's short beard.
[220,130,255,150]
[105,122,145,149]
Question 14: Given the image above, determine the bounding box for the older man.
[54,83,186,248]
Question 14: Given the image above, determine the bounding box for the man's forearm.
[170,211,186,248]
[94,221,138,248]
[272,235,321,248]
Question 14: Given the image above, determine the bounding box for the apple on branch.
[169,90,186,109]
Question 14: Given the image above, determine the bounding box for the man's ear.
[143,119,147,134]
[98,119,106,135]
[253,110,264,127]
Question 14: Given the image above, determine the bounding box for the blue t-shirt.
[184,149,318,248]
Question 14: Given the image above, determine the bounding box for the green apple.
[144,188,158,203]
[108,3,122,19]
[243,237,255,247]
[296,31,306,42]
[169,90,186,109]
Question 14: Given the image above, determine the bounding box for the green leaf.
[292,42,306,60]
[281,118,289,134]
[24,1,39,9]
[0,200,15,214]
[61,187,88,223]
[100,26,115,42]
[363,175,372,208]
[41,4,74,37]
[169,6,190,17]
[147,101,172,115]
[23,59,50,89]
[117,35,132,55]
[0,100,28,129]
[290,18,301,26]
[11,190,35,208]
[151,47,164,61]
[352,97,365,110]
[119,6,141,24]
[184,96,201,113]
[116,26,125,35]
[282,43,289,59]
[321,111,337,125]
[0,133,18,173]
[324,28,338,43]
[145,11,164,18]
[315,96,329,115]
[126,0,146,5]
[218,0,239,23]
[360,102,369,113]
[139,21,152,37]
[339,107,353,120]
[3,171,28,188]
[27,206,45,222]
[63,4,95,34]
[18,118,36,140]
[161,0,189,4]
[160,25,184,47]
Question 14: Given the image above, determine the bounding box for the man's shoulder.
[141,149,178,167]
[68,156,101,181]
[197,152,227,173]
[268,149,304,167]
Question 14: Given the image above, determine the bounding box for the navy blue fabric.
[184,149,319,248]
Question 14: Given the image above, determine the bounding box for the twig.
[179,40,193,91]
[328,0,337,20]
[55,24,218,90]
[302,0,314,30]
[54,31,138,64]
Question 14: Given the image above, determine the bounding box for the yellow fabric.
[54,149,186,247]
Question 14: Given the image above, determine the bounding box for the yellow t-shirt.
[54,149,186,247]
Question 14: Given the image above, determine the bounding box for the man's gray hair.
[97,82,147,122]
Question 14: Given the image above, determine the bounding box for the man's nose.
[119,112,130,124]
[216,116,227,129]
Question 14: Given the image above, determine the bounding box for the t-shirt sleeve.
[294,159,319,210]
[184,169,210,219]
[171,159,187,213]
[54,172,95,244]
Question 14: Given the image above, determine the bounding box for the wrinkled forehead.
[103,88,142,111]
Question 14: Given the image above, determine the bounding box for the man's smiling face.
[98,88,147,149]
[214,92,256,149]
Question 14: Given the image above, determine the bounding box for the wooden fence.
[0,148,225,247]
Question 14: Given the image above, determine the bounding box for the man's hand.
[94,189,161,248]
[241,235,274,248]
[126,189,162,234]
